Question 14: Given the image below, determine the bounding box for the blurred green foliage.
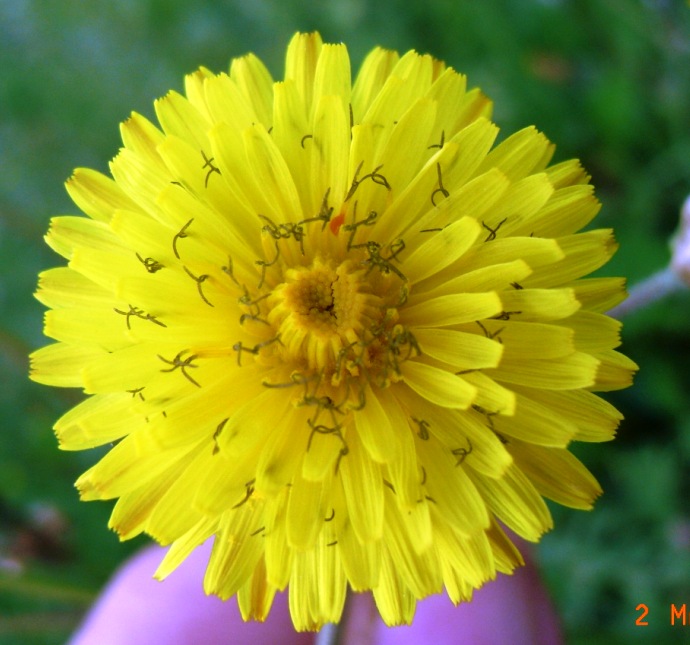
[1,0,690,643]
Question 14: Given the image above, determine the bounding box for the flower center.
[232,220,419,401]
[267,257,383,374]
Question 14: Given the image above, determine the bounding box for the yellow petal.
[401,291,502,327]
[286,473,326,550]
[514,386,622,443]
[402,216,481,283]
[29,342,104,388]
[204,503,265,600]
[285,32,323,117]
[499,287,580,321]
[145,445,215,543]
[120,112,167,173]
[401,361,477,409]
[415,328,503,371]
[338,517,381,590]
[372,549,416,626]
[417,437,490,535]
[76,432,197,501]
[36,267,113,310]
[354,385,402,463]
[154,89,211,149]
[475,126,553,181]
[491,390,578,447]
[571,276,627,313]
[154,518,217,580]
[527,184,600,237]
[486,352,599,390]
[312,43,351,121]
[420,259,532,298]
[383,502,442,597]
[54,392,145,450]
[65,168,138,223]
[509,440,602,510]
[230,53,274,129]
[591,349,638,391]
[109,463,183,540]
[237,556,277,622]
[351,47,400,120]
[433,521,495,588]
[525,229,618,287]
[339,431,384,542]
[45,215,126,261]
[468,464,553,542]
[558,310,621,352]
[397,389,512,479]
[310,95,350,212]
[289,530,346,628]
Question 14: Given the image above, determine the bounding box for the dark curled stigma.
[482,217,507,242]
[345,161,391,202]
[490,310,522,321]
[428,130,445,150]
[255,240,280,289]
[212,418,228,455]
[126,387,145,401]
[158,350,201,387]
[431,162,449,207]
[136,253,164,273]
[476,320,504,342]
[221,256,241,286]
[472,404,499,432]
[232,336,281,366]
[232,482,255,509]
[201,150,221,188]
[452,439,473,466]
[172,219,194,259]
[298,188,334,231]
[344,205,378,250]
[412,417,430,440]
[352,239,406,281]
[114,305,167,330]
[183,266,214,307]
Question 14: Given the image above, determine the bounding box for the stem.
[607,267,686,319]
[315,589,367,645]
[315,622,339,645]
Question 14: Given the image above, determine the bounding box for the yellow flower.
[30,32,636,629]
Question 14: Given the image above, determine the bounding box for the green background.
[2,0,690,642]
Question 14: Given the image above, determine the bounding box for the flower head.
[31,32,636,630]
